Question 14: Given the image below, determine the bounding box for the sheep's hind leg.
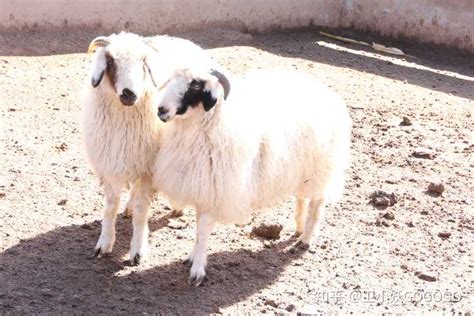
[94,180,123,257]
[294,197,308,237]
[189,212,214,287]
[295,198,325,249]
[129,177,154,266]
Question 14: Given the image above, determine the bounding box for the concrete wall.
[0,0,343,33]
[0,0,473,52]
[340,0,474,52]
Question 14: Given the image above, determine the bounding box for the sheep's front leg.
[129,177,154,265]
[189,212,214,286]
[94,180,123,257]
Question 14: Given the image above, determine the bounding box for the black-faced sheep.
[152,67,352,285]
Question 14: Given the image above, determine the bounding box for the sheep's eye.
[189,80,203,92]
[105,55,114,68]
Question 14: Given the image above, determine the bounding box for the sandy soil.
[1,28,473,314]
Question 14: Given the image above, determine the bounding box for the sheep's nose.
[157,106,170,122]
[119,88,137,106]
[158,106,169,116]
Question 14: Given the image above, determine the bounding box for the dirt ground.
[1,28,473,314]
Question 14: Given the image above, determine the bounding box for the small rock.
[375,218,390,227]
[412,147,436,159]
[285,304,296,312]
[415,271,437,282]
[73,177,80,182]
[55,142,68,152]
[406,221,415,227]
[420,210,429,215]
[400,116,412,126]
[382,211,395,220]
[0,192,5,198]
[438,231,451,240]
[264,298,279,308]
[251,224,283,240]
[427,182,445,195]
[169,209,184,218]
[370,191,397,207]
[57,199,67,206]
[167,218,187,230]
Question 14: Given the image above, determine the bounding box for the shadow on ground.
[1,28,472,100]
[0,215,303,314]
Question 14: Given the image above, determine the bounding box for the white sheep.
[81,32,217,265]
[153,67,352,285]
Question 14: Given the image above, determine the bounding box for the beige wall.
[0,0,472,52]
[340,0,474,52]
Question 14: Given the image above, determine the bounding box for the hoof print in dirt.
[370,191,397,208]
[251,224,283,240]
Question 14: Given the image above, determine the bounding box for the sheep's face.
[89,33,157,107]
[158,69,229,122]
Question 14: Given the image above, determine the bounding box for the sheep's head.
[157,68,230,122]
[88,32,159,106]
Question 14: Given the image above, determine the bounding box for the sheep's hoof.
[93,247,112,258]
[292,231,303,238]
[189,264,206,287]
[129,253,142,266]
[123,208,133,219]
[93,247,102,258]
[188,273,206,287]
[290,240,310,254]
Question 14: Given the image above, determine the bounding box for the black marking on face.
[105,53,117,87]
[176,80,217,115]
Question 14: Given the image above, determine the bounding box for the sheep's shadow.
[0,218,304,314]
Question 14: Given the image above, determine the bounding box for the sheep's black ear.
[201,89,217,112]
